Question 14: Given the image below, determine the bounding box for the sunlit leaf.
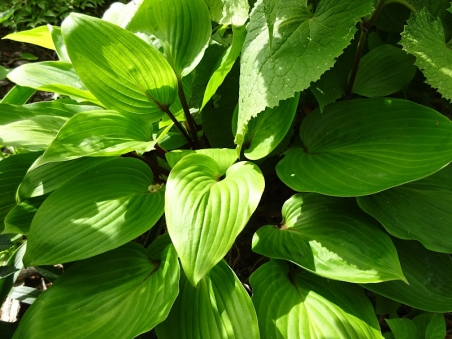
[3,26,54,50]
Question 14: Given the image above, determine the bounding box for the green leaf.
[0,8,14,24]
[364,238,452,312]
[401,8,452,101]
[253,193,405,283]
[4,196,46,234]
[0,85,36,105]
[353,44,416,97]
[0,242,26,307]
[165,148,237,175]
[32,110,155,168]
[0,101,99,150]
[204,0,250,25]
[386,319,418,339]
[413,313,446,339]
[9,286,41,304]
[48,25,70,63]
[102,1,140,28]
[14,242,179,339]
[262,0,280,44]
[358,163,452,253]
[24,158,165,266]
[243,93,299,160]
[236,0,373,141]
[165,154,264,285]
[0,235,13,251]
[127,0,211,77]
[276,98,452,197]
[62,13,177,118]
[7,61,100,103]
[156,260,259,338]
[250,260,384,339]
[2,25,55,50]
[0,65,10,80]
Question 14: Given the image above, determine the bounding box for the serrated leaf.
[7,61,100,103]
[276,98,452,197]
[353,44,416,97]
[243,93,299,160]
[236,0,374,141]
[364,238,452,312]
[32,110,155,169]
[401,9,452,101]
[250,260,384,339]
[0,85,36,105]
[166,154,264,285]
[4,196,46,234]
[127,0,211,77]
[0,101,98,150]
[358,163,452,253]
[253,193,405,283]
[62,13,177,118]
[2,25,54,50]
[14,242,179,339]
[24,158,165,266]
[156,260,259,339]
[204,0,250,25]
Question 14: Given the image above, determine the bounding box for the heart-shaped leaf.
[62,13,178,118]
[14,242,179,339]
[166,154,264,285]
[156,260,259,339]
[276,98,452,196]
[24,158,165,266]
[250,260,383,339]
[253,193,405,283]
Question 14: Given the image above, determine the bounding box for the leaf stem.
[161,105,196,148]
[177,79,200,149]
[124,151,170,177]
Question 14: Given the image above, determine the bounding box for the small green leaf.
[0,242,26,307]
[250,260,384,339]
[386,319,418,339]
[156,260,259,339]
[24,158,165,265]
[0,235,13,251]
[0,65,11,80]
[48,25,70,63]
[2,25,55,50]
[204,0,250,25]
[166,154,264,285]
[0,86,36,105]
[14,242,179,339]
[276,98,452,196]
[4,196,46,234]
[412,313,446,339]
[0,9,14,24]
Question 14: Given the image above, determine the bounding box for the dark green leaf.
[385,319,418,339]
[0,242,26,306]
[4,196,46,234]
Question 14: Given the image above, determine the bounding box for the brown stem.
[178,79,200,149]
[154,143,167,159]
[161,105,195,148]
[123,151,170,177]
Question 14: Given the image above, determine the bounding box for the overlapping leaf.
[156,260,259,338]
[276,98,452,196]
[24,158,165,265]
[0,85,35,105]
[250,260,383,339]
[204,0,250,25]
[4,196,46,234]
[14,242,179,339]
[165,154,264,285]
[0,243,26,306]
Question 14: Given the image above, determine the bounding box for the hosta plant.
[1,0,452,338]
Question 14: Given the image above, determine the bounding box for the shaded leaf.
[204,0,249,25]
[386,319,418,339]
[0,86,36,105]
[413,313,446,339]
[4,196,46,234]
[48,25,70,63]
[0,242,26,307]
[9,286,41,304]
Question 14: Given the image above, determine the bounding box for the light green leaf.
[358,163,452,253]
[0,101,99,150]
[48,25,70,63]
[386,319,418,339]
[24,158,165,265]
[204,0,250,25]
[276,98,452,197]
[166,154,264,285]
[0,86,36,105]
[0,9,14,24]
[353,44,416,97]
[165,148,237,175]
[413,313,446,339]
[102,0,141,28]
[237,0,373,142]
[364,238,452,312]
[127,0,211,77]
[243,93,299,160]
[4,196,46,234]
[262,0,281,44]
[7,61,100,103]
[62,13,177,118]
[0,242,26,306]
[2,26,54,50]
[14,242,179,339]
[250,260,384,339]
[32,111,155,169]
[401,9,452,101]
[253,193,405,283]
[156,260,259,339]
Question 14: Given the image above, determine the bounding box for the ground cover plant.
[1,0,452,337]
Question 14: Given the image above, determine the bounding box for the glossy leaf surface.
[0,85,35,105]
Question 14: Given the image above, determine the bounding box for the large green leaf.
[236,0,373,142]
[250,260,383,339]
[31,110,155,169]
[204,0,250,25]
[127,0,211,77]
[166,154,264,285]
[401,9,452,101]
[156,260,259,338]
[253,193,405,283]
[7,62,99,103]
[23,158,165,266]
[276,98,452,196]
[62,13,177,118]
[358,164,452,253]
[364,238,452,312]
[14,242,179,339]
[4,196,46,234]
[2,26,55,50]
[0,101,98,150]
